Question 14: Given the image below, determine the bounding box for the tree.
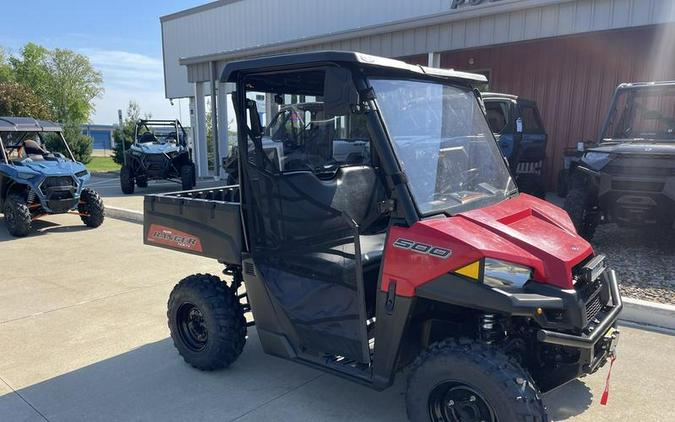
[9,43,51,100]
[44,125,93,164]
[0,82,53,120]
[47,48,103,125]
[5,44,103,164]
[112,101,150,164]
[0,47,13,83]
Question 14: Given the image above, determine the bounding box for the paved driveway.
[0,215,673,422]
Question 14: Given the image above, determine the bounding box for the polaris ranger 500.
[120,119,195,194]
[0,117,104,236]
[564,81,675,239]
[144,52,622,422]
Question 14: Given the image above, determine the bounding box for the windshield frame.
[368,76,516,218]
[600,84,675,143]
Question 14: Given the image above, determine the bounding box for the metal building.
[160,0,675,187]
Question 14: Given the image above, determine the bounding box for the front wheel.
[180,164,195,190]
[406,339,548,422]
[120,165,135,194]
[564,188,598,240]
[168,274,247,370]
[3,194,32,237]
[78,188,105,228]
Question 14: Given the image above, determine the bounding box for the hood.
[131,143,180,154]
[423,194,592,289]
[18,157,85,176]
[592,141,675,156]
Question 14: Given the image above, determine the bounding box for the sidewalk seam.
[0,375,50,422]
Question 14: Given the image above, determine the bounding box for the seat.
[23,139,47,156]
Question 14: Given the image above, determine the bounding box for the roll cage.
[0,117,75,164]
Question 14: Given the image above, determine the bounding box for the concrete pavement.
[1,214,674,421]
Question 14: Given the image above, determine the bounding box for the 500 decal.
[393,238,452,259]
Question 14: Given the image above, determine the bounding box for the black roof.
[0,117,62,132]
[221,50,487,84]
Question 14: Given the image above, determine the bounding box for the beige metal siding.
[165,0,675,94]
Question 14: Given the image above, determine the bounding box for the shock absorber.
[480,314,497,343]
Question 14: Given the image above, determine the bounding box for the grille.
[611,180,664,192]
[244,262,255,276]
[604,165,675,177]
[585,294,603,322]
[40,176,75,194]
[143,154,169,171]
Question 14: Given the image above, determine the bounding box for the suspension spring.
[480,314,497,343]
[26,189,36,204]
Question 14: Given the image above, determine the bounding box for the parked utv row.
[0,117,104,237]
[143,52,622,422]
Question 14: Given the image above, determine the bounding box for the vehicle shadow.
[2,333,405,422]
[0,218,93,242]
[542,379,593,420]
[2,329,594,422]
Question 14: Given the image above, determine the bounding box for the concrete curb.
[105,206,143,225]
[619,297,675,331]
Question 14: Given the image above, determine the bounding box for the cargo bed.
[143,186,243,264]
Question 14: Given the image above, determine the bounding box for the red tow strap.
[600,355,617,406]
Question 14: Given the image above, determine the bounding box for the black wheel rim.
[176,303,208,352]
[428,382,496,422]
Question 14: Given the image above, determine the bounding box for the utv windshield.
[602,86,675,142]
[370,78,515,215]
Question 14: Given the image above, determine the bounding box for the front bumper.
[537,269,622,383]
[579,164,675,225]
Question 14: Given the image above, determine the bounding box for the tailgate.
[143,186,243,264]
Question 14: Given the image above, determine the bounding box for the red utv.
[144,51,622,421]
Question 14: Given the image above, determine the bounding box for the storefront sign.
[451,0,504,9]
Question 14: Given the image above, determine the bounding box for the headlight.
[75,170,89,178]
[483,258,532,289]
[582,151,610,169]
[16,172,37,180]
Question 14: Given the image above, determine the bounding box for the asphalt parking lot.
[1,212,674,422]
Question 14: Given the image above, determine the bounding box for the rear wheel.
[168,274,246,370]
[3,194,32,237]
[180,164,195,190]
[406,339,548,422]
[564,187,598,240]
[120,165,135,194]
[78,188,105,228]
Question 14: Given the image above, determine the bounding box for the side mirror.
[323,67,358,118]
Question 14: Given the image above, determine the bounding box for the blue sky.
[0,0,206,124]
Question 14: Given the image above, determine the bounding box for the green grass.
[86,156,121,173]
